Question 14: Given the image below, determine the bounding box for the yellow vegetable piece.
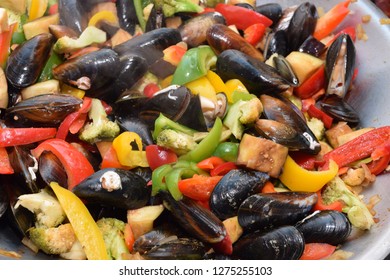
[279,156,339,192]
[29,0,48,21]
[161,75,173,89]
[185,76,217,101]
[206,70,229,96]
[49,182,108,260]
[61,83,85,99]
[88,11,118,27]
[112,132,149,168]
[225,79,249,103]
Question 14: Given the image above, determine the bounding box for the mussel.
[207,24,264,60]
[216,49,291,95]
[53,48,120,91]
[263,30,289,60]
[116,0,139,35]
[233,225,305,260]
[237,192,318,232]
[145,5,166,32]
[6,33,54,88]
[0,181,9,219]
[255,94,321,154]
[58,0,87,35]
[4,94,83,127]
[180,12,226,48]
[209,169,270,220]
[161,192,226,244]
[72,168,151,210]
[255,3,283,27]
[295,210,352,245]
[133,228,179,254]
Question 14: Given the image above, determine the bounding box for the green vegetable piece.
[96,218,129,260]
[180,117,222,163]
[322,176,375,230]
[231,90,257,103]
[165,167,197,200]
[171,45,217,85]
[153,113,197,139]
[160,0,204,17]
[38,51,63,82]
[213,142,239,162]
[134,0,146,31]
[157,129,198,155]
[151,164,173,196]
[53,26,106,54]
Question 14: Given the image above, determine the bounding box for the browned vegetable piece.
[325,121,353,148]
[237,134,288,178]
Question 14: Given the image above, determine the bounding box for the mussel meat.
[233,225,305,260]
[237,192,318,231]
[209,169,269,220]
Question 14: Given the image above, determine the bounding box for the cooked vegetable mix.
[0,0,389,260]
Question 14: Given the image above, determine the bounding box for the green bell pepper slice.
[180,118,222,163]
[151,164,173,196]
[153,113,197,140]
[171,45,217,86]
[38,51,63,82]
[165,167,197,200]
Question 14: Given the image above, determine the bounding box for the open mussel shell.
[325,34,356,98]
[4,94,83,127]
[133,228,179,254]
[143,237,207,260]
[161,192,226,244]
[233,226,305,260]
[273,55,299,86]
[145,5,166,32]
[180,12,226,48]
[72,168,150,210]
[116,0,138,35]
[53,48,120,91]
[295,210,352,245]
[38,151,68,188]
[237,192,318,232]
[6,33,54,88]
[216,49,291,95]
[317,95,360,126]
[209,169,270,220]
[286,2,318,52]
[263,30,288,60]
[259,94,321,154]
[298,35,326,57]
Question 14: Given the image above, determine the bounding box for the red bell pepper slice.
[31,138,95,190]
[322,126,390,169]
[307,104,334,129]
[178,175,222,201]
[124,223,135,252]
[244,23,267,46]
[313,0,351,40]
[0,23,17,68]
[326,26,357,48]
[289,151,316,170]
[212,233,233,255]
[294,65,326,99]
[145,145,178,170]
[0,127,57,147]
[299,243,336,260]
[215,3,273,30]
[196,156,225,170]
[0,147,14,174]
[367,140,390,175]
[210,161,237,176]
[56,97,92,140]
[100,144,128,169]
[261,181,276,194]
[313,190,343,212]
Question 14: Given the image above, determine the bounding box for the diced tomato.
[210,161,237,176]
[300,243,336,260]
[145,145,178,170]
[178,175,223,201]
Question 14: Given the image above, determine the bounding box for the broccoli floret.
[29,223,77,255]
[157,129,198,155]
[15,189,66,228]
[96,218,129,260]
[79,98,120,144]
[307,117,325,141]
[223,98,263,140]
[322,176,375,230]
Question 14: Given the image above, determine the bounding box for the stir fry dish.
[0,0,389,260]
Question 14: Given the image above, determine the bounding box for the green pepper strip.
[151,164,173,196]
[38,51,63,82]
[180,118,222,163]
[165,167,197,201]
[153,113,197,140]
[134,0,146,31]
[171,45,217,85]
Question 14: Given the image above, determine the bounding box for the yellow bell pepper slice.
[28,0,48,21]
[185,76,217,101]
[112,132,149,168]
[88,11,118,27]
[50,182,108,260]
[279,156,339,192]
[225,79,249,102]
[206,70,229,97]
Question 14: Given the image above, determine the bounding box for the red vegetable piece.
[145,145,177,170]
[178,175,223,201]
[212,233,233,255]
[299,243,336,260]
[0,147,14,174]
[0,127,57,147]
[124,223,135,252]
[261,181,276,194]
[294,65,326,99]
[244,23,267,46]
[143,83,160,98]
[196,156,225,170]
[367,140,390,175]
[210,161,237,176]
[313,190,343,212]
[307,104,334,129]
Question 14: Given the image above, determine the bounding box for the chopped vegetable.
[96,218,129,260]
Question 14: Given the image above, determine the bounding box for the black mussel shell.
[38,151,68,188]
[6,33,54,88]
[0,180,9,218]
[116,116,154,146]
[295,210,352,245]
[72,168,150,210]
[263,30,289,60]
[233,226,305,260]
[273,55,299,86]
[255,3,283,27]
[238,192,318,232]
[161,192,226,244]
[209,169,269,220]
[58,0,87,34]
[116,0,139,35]
[317,95,360,126]
[145,5,166,32]
[133,228,178,254]
[298,35,326,57]
[4,94,83,127]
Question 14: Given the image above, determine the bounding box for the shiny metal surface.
[0,0,389,260]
